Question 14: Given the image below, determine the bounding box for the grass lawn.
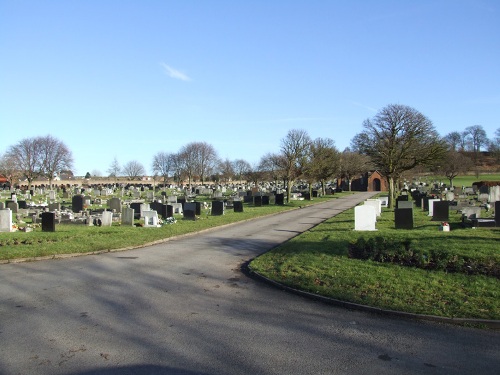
[0,193,354,261]
[250,199,500,321]
[424,173,500,187]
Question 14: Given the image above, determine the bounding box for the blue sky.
[1,0,499,176]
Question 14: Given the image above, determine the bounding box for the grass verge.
[249,202,500,320]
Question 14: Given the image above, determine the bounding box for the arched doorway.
[372,178,381,191]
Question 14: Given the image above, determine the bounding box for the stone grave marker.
[378,196,389,206]
[0,202,5,210]
[233,201,243,212]
[49,202,61,211]
[354,205,376,231]
[122,207,134,226]
[432,201,449,221]
[130,203,142,219]
[18,201,27,209]
[171,203,183,214]
[395,208,413,229]
[262,195,270,205]
[211,201,224,216]
[41,212,56,232]
[0,209,13,232]
[364,199,382,216]
[143,211,160,227]
[254,196,263,207]
[184,202,197,220]
[6,201,18,213]
[108,198,122,213]
[101,211,113,226]
[140,203,150,217]
[166,205,174,218]
[428,199,440,216]
[167,196,177,203]
[489,185,500,202]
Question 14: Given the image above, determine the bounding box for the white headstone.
[171,203,183,214]
[140,203,150,217]
[355,205,377,231]
[48,190,56,200]
[0,209,13,232]
[143,210,160,227]
[121,207,134,226]
[101,211,113,226]
[488,185,500,203]
[378,196,389,206]
[364,199,381,217]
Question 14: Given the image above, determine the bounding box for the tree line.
[1,104,499,208]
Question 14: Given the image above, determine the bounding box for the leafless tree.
[122,160,146,180]
[438,151,474,187]
[280,129,312,202]
[6,137,43,189]
[107,157,121,179]
[178,143,199,188]
[196,142,219,184]
[488,128,500,163]
[0,153,21,186]
[232,159,252,183]
[444,131,462,151]
[152,151,175,187]
[38,135,73,187]
[218,158,234,184]
[303,137,340,195]
[258,153,286,186]
[352,104,447,208]
[465,125,488,167]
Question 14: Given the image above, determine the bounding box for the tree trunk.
[286,178,292,203]
[387,176,396,209]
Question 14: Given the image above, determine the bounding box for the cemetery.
[250,182,500,321]
[0,181,336,260]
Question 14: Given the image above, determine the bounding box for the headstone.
[445,192,455,201]
[396,195,408,202]
[100,211,113,226]
[432,201,449,221]
[48,190,56,200]
[184,202,197,220]
[6,201,18,213]
[166,205,174,218]
[211,201,224,216]
[479,185,489,194]
[303,192,311,200]
[0,209,13,232]
[0,202,5,210]
[194,202,202,215]
[130,203,142,219]
[462,207,481,220]
[378,196,389,206]
[72,195,84,213]
[395,208,413,229]
[171,203,183,214]
[41,212,56,232]
[121,207,134,226]
[48,202,61,211]
[262,195,270,205]
[495,201,500,226]
[108,197,122,213]
[18,200,27,209]
[167,196,177,203]
[354,205,376,231]
[140,203,150,217]
[143,211,160,227]
[233,201,244,212]
[254,196,263,207]
[428,199,440,217]
[364,199,381,216]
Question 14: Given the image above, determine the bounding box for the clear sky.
[1,0,499,176]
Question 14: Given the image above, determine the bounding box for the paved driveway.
[1,192,499,375]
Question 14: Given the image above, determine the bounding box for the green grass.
[250,202,500,320]
[423,173,500,187]
[0,193,353,261]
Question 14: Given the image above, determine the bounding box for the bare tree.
[338,151,372,191]
[196,142,219,184]
[232,159,252,183]
[303,138,340,195]
[218,158,234,184]
[488,128,500,162]
[465,125,488,166]
[438,151,474,187]
[122,160,146,180]
[459,131,472,152]
[258,152,286,186]
[0,153,21,187]
[280,129,312,202]
[6,137,43,189]
[107,157,121,179]
[38,135,73,188]
[152,151,174,187]
[444,131,462,151]
[352,104,447,208]
[178,143,199,189]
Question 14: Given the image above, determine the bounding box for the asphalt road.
[1,192,499,375]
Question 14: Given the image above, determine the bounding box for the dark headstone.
[18,200,27,209]
[254,196,263,207]
[166,205,174,218]
[303,193,311,200]
[275,193,285,205]
[496,201,500,226]
[233,201,244,212]
[395,208,413,229]
[194,202,201,215]
[211,201,224,216]
[183,208,196,220]
[150,201,163,214]
[396,195,408,202]
[41,212,56,232]
[422,197,430,211]
[262,195,270,205]
[432,201,449,221]
[130,203,142,219]
[177,197,186,208]
[312,190,319,198]
[243,195,253,204]
[72,195,84,213]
